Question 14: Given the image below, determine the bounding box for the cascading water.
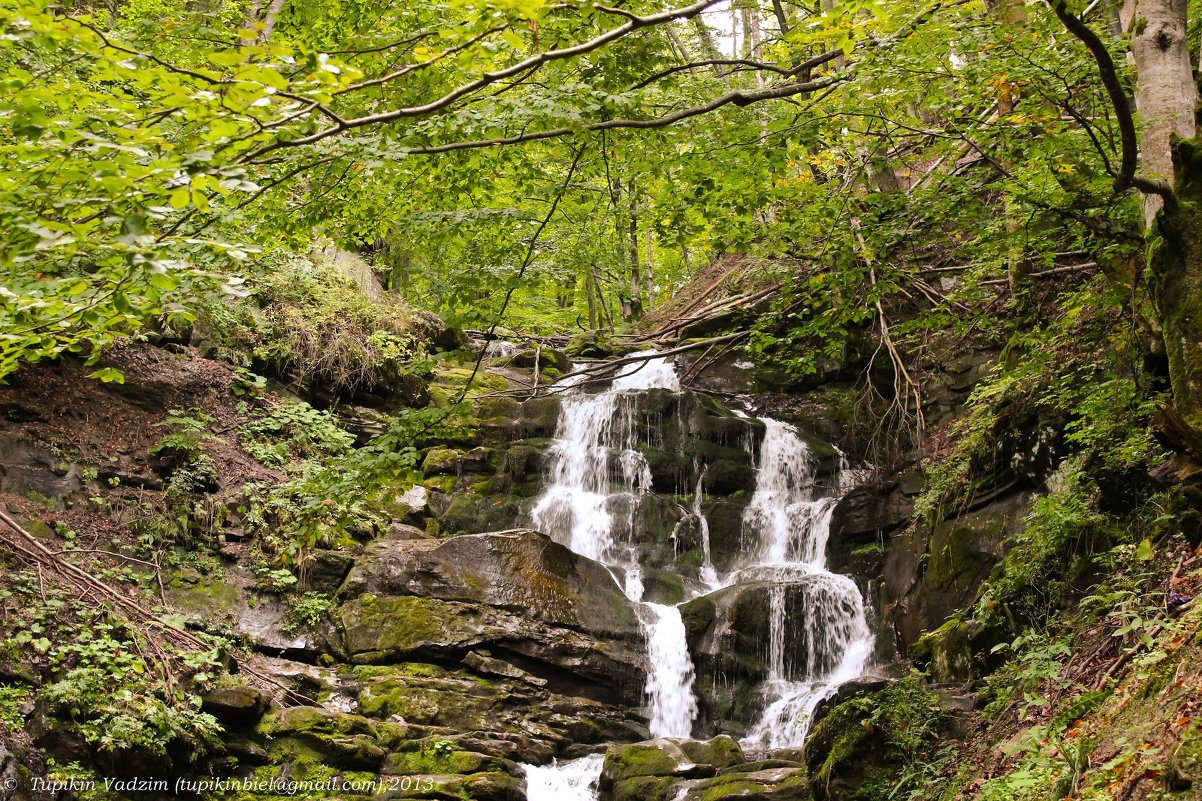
[736,420,873,752]
[525,352,872,799]
[531,353,698,740]
[523,755,605,801]
[530,357,675,563]
[641,602,699,737]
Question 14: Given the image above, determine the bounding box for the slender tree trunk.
[771,0,790,34]
[644,227,655,312]
[627,180,644,321]
[988,0,1028,297]
[1123,0,1196,226]
[586,269,597,329]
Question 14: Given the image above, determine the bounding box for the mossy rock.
[422,474,457,494]
[375,771,525,801]
[803,677,947,801]
[566,330,614,358]
[500,346,570,373]
[382,746,517,777]
[683,768,812,801]
[355,666,516,731]
[436,492,527,535]
[421,447,465,475]
[909,616,977,683]
[611,774,680,801]
[642,570,686,605]
[200,685,269,726]
[602,742,688,782]
[503,443,545,480]
[336,594,489,662]
[677,736,744,770]
[257,707,387,771]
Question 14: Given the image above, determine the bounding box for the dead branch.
[479,332,747,399]
[0,507,309,704]
[851,223,924,444]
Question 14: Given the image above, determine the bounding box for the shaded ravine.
[523,353,872,797]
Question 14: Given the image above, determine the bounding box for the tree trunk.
[644,227,655,312]
[586,269,597,329]
[1123,0,1196,226]
[627,180,644,321]
[1151,139,1202,450]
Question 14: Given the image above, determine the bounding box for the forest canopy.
[0,0,1184,419]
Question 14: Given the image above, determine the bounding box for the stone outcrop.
[332,529,646,704]
[598,736,811,801]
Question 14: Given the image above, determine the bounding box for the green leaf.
[87,368,125,384]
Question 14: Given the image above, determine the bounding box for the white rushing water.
[532,352,699,740]
[737,420,873,752]
[523,754,605,801]
[641,602,699,737]
[528,351,871,776]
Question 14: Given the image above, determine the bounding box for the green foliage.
[203,259,434,396]
[982,629,1074,720]
[289,592,333,630]
[917,276,1167,522]
[811,674,951,801]
[974,463,1111,624]
[151,408,214,461]
[237,398,354,468]
[246,403,471,569]
[3,575,224,760]
[0,685,31,730]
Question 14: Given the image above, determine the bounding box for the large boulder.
[671,766,811,801]
[599,737,745,801]
[333,530,646,705]
[339,529,639,638]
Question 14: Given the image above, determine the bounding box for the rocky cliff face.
[0,338,1036,801]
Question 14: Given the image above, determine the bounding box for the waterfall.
[529,352,870,764]
[737,420,872,752]
[532,353,698,739]
[693,465,719,588]
[642,602,699,737]
[523,754,605,801]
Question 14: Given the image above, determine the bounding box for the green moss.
[383,748,500,775]
[603,743,683,781]
[422,474,457,493]
[337,594,458,662]
[805,676,948,801]
[358,680,441,722]
[910,616,976,683]
[611,775,678,801]
[422,447,465,475]
[257,707,386,771]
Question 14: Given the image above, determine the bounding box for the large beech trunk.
[1151,140,1202,451]
[1123,0,1196,226]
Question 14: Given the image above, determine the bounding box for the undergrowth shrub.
[3,572,225,762]
[201,258,437,396]
[237,397,354,468]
